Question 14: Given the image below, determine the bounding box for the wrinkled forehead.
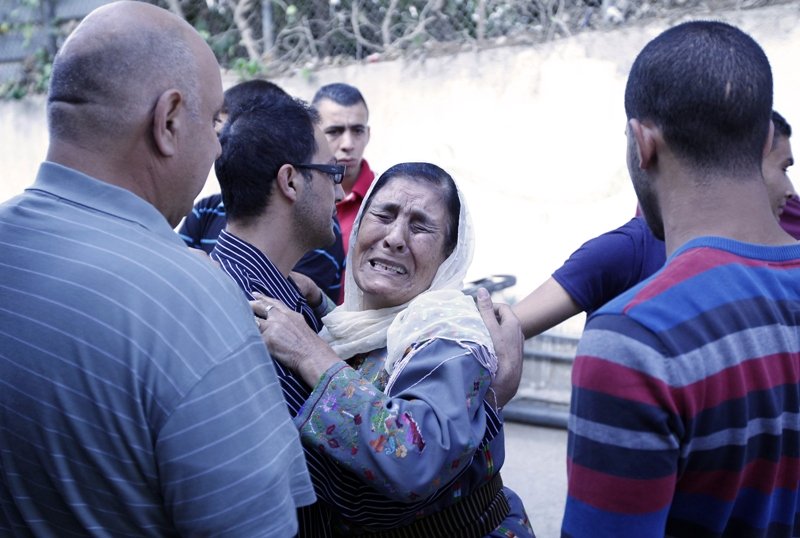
[362,178,454,244]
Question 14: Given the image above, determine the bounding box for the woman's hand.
[476,287,524,409]
[252,293,343,386]
[289,271,323,308]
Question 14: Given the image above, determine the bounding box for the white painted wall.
[3,3,799,329]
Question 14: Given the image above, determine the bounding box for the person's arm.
[476,287,524,408]
[157,336,315,536]
[562,315,679,537]
[512,276,583,339]
[292,338,493,502]
[519,218,663,338]
[254,296,343,383]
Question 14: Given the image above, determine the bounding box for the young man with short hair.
[312,83,375,252]
[563,21,800,536]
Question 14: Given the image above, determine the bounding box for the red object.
[780,197,800,239]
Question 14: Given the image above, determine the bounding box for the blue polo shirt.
[0,162,314,536]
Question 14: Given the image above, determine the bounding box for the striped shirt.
[180,194,345,302]
[564,237,800,537]
[211,229,335,536]
[0,162,314,537]
[178,192,227,252]
[211,229,322,332]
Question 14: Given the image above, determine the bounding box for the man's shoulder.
[552,217,666,313]
[594,238,800,330]
[212,229,305,304]
[598,217,663,254]
[123,238,253,328]
[592,241,718,316]
[5,203,263,382]
[212,230,281,278]
[567,217,659,266]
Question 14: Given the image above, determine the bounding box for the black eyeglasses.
[292,163,346,184]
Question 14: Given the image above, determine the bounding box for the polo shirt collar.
[31,161,185,247]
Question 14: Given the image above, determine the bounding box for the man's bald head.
[48,1,206,145]
[46,1,224,228]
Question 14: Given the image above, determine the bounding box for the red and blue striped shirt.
[564,236,800,537]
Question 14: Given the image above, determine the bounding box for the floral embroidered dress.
[294,338,533,536]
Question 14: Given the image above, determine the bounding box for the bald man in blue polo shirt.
[0,2,312,536]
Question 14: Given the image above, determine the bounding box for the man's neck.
[661,174,795,256]
[47,141,175,223]
[226,220,304,277]
[47,143,141,198]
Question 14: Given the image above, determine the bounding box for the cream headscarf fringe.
[319,168,496,378]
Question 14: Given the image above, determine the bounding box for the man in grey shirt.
[0,2,313,536]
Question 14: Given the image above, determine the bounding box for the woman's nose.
[382,222,407,251]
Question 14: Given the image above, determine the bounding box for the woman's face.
[352,176,451,310]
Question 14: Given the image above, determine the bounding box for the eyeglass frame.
[291,163,346,185]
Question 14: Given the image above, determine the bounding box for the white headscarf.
[319,164,495,379]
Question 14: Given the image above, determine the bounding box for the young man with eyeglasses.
[210,93,350,535]
[178,80,347,303]
[212,93,345,332]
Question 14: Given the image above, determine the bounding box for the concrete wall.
[3,2,800,330]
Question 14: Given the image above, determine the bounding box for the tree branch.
[231,0,261,61]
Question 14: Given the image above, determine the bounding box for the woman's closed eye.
[370,210,395,222]
[411,222,437,234]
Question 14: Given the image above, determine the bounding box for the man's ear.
[628,118,659,170]
[275,164,299,202]
[762,119,775,159]
[152,89,183,157]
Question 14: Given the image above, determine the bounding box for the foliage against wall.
[0,0,786,99]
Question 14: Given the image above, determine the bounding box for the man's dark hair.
[223,79,289,120]
[215,98,319,223]
[311,83,368,114]
[772,110,792,143]
[362,162,460,258]
[624,21,773,175]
